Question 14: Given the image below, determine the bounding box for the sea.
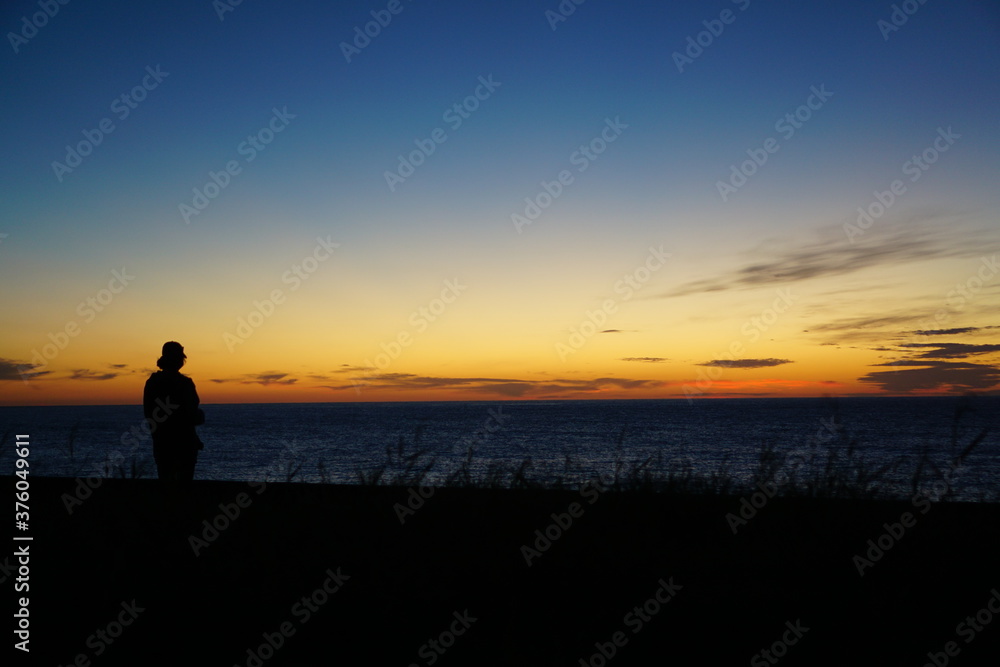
[2,396,999,501]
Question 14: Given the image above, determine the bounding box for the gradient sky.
[2,0,999,405]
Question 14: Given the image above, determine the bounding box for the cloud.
[212,372,298,386]
[858,360,1000,393]
[663,378,839,398]
[656,215,996,298]
[325,373,659,397]
[466,382,535,397]
[807,314,1000,346]
[698,358,793,369]
[620,357,667,363]
[906,327,981,336]
[246,373,297,386]
[808,313,923,333]
[69,369,119,381]
[539,377,657,392]
[0,358,50,381]
[859,336,1000,392]
[109,363,128,369]
[899,343,1000,359]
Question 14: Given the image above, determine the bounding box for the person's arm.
[186,377,204,426]
[143,376,164,434]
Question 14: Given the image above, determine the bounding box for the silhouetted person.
[143,341,204,483]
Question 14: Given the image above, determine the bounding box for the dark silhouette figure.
[143,341,204,482]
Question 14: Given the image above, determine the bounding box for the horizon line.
[4,392,998,409]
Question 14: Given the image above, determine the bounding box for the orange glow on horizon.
[2,372,955,407]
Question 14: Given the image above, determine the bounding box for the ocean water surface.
[2,396,998,500]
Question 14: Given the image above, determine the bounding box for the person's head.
[157,341,186,371]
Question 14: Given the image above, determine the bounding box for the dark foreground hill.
[8,476,1000,666]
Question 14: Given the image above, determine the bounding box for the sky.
[1,0,999,405]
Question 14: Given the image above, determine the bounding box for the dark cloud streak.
[657,219,996,298]
[698,358,793,369]
[858,360,1000,393]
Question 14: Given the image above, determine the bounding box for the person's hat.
[161,341,186,358]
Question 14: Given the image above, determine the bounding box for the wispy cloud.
[326,374,659,398]
[69,369,119,381]
[858,360,1000,393]
[899,342,1000,359]
[906,327,981,336]
[807,313,1000,346]
[698,358,793,369]
[858,334,1000,392]
[620,357,667,363]
[657,215,996,298]
[0,359,49,381]
[211,372,298,386]
[334,364,372,373]
[808,313,923,334]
